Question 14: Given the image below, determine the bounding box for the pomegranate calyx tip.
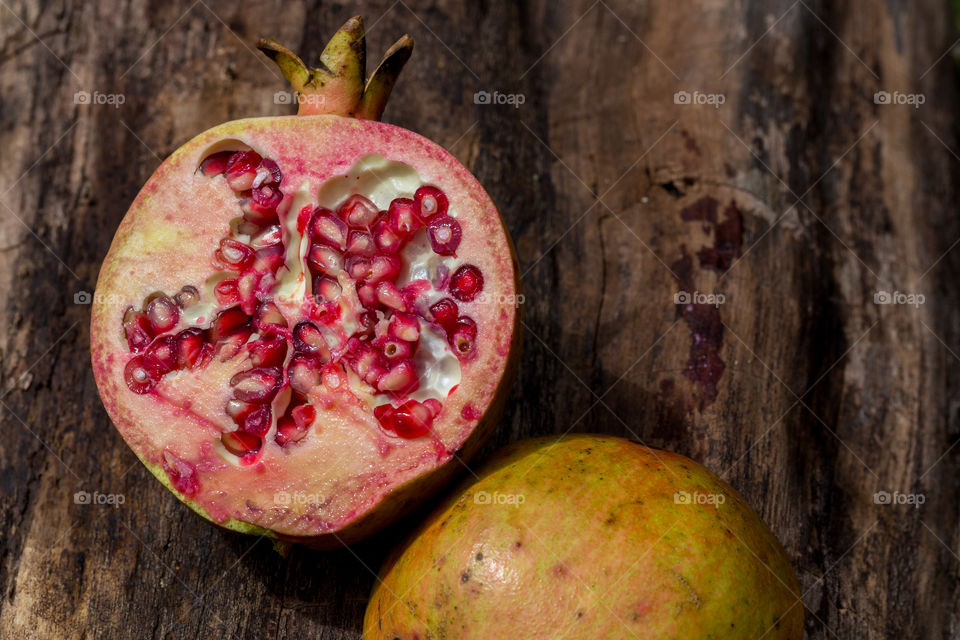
[257,16,413,121]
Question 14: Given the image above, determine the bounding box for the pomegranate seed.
[377,359,419,394]
[364,363,389,387]
[381,339,412,359]
[313,275,342,303]
[291,404,316,429]
[200,151,234,177]
[376,400,432,438]
[250,224,283,249]
[145,336,178,374]
[162,451,199,496]
[226,398,256,425]
[210,307,250,341]
[350,311,375,341]
[255,301,287,332]
[174,285,199,309]
[275,416,308,446]
[414,185,448,220]
[145,294,179,333]
[225,151,263,190]
[248,333,288,368]
[308,244,344,275]
[346,230,376,257]
[292,322,329,357]
[357,283,379,308]
[123,308,153,352]
[230,367,282,403]
[236,270,261,315]
[216,329,251,361]
[449,264,484,302]
[338,194,379,228]
[297,205,313,234]
[254,158,282,187]
[288,355,322,394]
[389,312,420,342]
[124,356,161,394]
[429,298,459,333]
[401,280,431,310]
[374,403,393,422]
[376,281,406,311]
[350,345,385,378]
[250,184,283,213]
[368,254,401,283]
[242,405,272,437]
[221,431,261,457]
[387,198,421,237]
[450,316,478,357]
[252,243,285,273]
[214,279,241,306]
[311,210,349,249]
[423,398,442,417]
[427,216,462,256]
[321,363,345,389]
[216,238,254,270]
[175,328,207,369]
[373,220,403,254]
[346,256,373,281]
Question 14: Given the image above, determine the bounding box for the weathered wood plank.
[0,1,957,638]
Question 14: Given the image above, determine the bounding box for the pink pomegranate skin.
[365,435,803,639]
[91,33,521,548]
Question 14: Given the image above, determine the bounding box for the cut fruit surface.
[90,19,520,548]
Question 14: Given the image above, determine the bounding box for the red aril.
[387,198,421,237]
[429,298,459,334]
[338,193,379,229]
[90,16,520,549]
[426,216,462,256]
[414,185,448,219]
[310,210,349,249]
[225,151,262,191]
[449,264,484,301]
[175,328,207,368]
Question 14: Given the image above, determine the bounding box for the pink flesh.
[90,115,518,538]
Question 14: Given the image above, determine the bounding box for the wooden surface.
[1,1,958,638]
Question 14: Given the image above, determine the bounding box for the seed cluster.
[120,150,487,460]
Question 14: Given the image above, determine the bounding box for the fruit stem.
[257,16,413,120]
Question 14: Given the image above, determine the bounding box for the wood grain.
[1,1,958,638]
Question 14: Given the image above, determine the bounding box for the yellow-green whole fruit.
[364,434,803,639]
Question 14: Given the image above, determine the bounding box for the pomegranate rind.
[364,435,803,639]
[90,115,521,547]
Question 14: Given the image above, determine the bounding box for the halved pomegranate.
[90,17,520,548]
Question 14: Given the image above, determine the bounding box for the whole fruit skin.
[364,435,803,639]
[89,19,521,548]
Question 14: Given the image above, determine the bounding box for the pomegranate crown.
[258,16,413,121]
